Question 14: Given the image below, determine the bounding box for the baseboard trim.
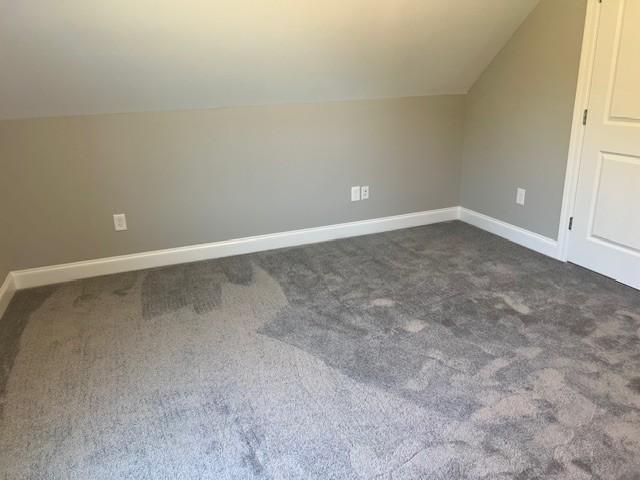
[8,206,565,292]
[0,273,17,319]
[459,208,560,259]
[12,207,460,290]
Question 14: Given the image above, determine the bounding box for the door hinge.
[582,109,588,125]
[568,217,574,231]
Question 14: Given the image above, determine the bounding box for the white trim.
[11,207,460,290]
[0,273,17,319]
[459,208,560,259]
[557,0,601,261]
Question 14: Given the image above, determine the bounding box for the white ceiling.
[0,0,539,119]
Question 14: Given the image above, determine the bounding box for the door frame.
[557,0,602,262]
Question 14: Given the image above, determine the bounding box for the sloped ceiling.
[0,0,540,119]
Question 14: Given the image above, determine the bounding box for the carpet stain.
[0,286,57,417]
[473,394,538,422]
[627,377,640,394]
[141,256,254,319]
[402,319,427,333]
[372,298,396,307]
[73,293,96,308]
[497,294,531,315]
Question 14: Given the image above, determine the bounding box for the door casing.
[558,0,602,262]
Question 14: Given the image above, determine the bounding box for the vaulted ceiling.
[0,0,539,119]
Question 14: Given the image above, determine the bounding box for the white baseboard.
[0,273,17,319]
[6,206,565,293]
[12,207,460,290]
[459,207,560,259]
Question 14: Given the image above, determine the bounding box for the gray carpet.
[1,221,640,479]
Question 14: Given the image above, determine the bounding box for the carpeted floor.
[1,221,640,479]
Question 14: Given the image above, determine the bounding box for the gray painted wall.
[1,95,464,272]
[0,0,590,279]
[460,0,586,239]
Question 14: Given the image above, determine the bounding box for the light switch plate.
[516,188,526,206]
[351,186,361,202]
[361,185,369,200]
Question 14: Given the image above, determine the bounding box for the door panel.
[591,153,640,251]
[609,0,640,121]
[568,0,640,290]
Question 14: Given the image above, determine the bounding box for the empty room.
[1,0,639,478]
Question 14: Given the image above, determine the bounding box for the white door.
[568,0,640,290]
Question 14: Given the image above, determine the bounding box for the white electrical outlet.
[361,185,370,200]
[351,186,361,202]
[516,188,526,206]
[113,213,128,231]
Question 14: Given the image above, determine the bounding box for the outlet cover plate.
[113,213,128,231]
